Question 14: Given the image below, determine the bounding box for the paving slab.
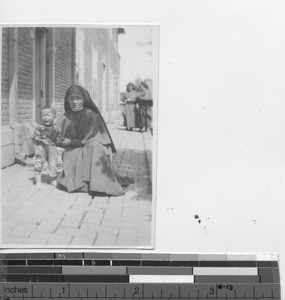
[1,118,154,248]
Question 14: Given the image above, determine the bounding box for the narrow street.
[1,118,153,248]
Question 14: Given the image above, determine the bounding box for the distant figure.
[119,92,127,127]
[137,81,153,133]
[33,106,63,188]
[121,83,137,131]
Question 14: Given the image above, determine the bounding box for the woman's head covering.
[64,84,116,153]
[64,85,100,114]
[140,81,149,89]
[126,82,135,91]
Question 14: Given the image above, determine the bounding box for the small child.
[33,106,63,188]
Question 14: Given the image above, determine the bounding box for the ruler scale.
[0,253,280,299]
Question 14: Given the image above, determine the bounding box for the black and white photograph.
[0,25,158,247]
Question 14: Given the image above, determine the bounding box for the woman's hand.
[58,138,83,148]
[61,138,72,147]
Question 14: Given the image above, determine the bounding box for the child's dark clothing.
[33,124,63,146]
[33,124,63,176]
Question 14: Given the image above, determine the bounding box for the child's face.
[41,109,55,126]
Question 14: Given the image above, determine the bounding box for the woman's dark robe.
[56,108,124,196]
[137,88,153,130]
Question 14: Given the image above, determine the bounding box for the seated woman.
[56,85,126,196]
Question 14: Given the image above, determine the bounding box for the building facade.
[1,27,123,168]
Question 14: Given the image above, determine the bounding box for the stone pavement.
[1,118,153,248]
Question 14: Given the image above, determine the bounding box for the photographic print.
[0,25,158,248]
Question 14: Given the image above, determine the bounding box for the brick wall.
[72,28,120,116]
[75,28,85,86]
[93,29,103,111]
[108,32,120,111]
[98,29,109,113]
[17,28,33,123]
[54,28,73,115]
[83,29,93,94]
[1,27,121,125]
[108,30,120,112]
[1,28,9,125]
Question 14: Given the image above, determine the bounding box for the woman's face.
[127,84,134,92]
[67,95,84,112]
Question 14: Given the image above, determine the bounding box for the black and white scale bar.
[0,266,278,284]
[0,282,281,299]
[0,274,265,283]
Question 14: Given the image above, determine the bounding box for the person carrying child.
[136,81,153,133]
[33,106,63,188]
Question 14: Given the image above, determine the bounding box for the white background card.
[0,0,284,297]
